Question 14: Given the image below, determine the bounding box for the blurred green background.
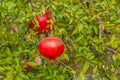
[0,0,120,80]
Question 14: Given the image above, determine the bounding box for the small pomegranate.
[38,37,65,62]
[25,65,32,72]
[24,59,32,72]
[113,48,117,51]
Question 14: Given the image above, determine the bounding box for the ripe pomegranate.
[38,37,65,62]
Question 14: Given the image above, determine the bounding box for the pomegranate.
[38,37,65,62]
[24,59,32,72]
[25,65,32,72]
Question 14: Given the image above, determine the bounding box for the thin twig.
[56,59,74,72]
[28,0,33,3]
[97,18,103,39]
[56,59,67,67]
[25,26,29,37]
[105,46,117,54]
[99,24,102,39]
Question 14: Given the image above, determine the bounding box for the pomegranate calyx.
[49,58,55,63]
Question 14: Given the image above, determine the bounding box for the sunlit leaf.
[27,62,37,67]
[79,62,89,76]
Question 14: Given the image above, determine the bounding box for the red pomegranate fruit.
[38,37,65,62]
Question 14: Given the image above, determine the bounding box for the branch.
[97,18,103,39]
[105,46,117,54]
[56,59,67,67]
[99,24,102,39]
[56,59,75,72]
[25,26,29,37]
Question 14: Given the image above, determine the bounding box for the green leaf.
[69,18,73,24]
[52,5,56,10]
[36,73,45,77]
[53,70,57,77]
[27,62,37,67]
[16,76,23,80]
[94,26,98,35]
[110,34,116,43]
[79,62,89,76]
[78,22,84,31]
[63,67,67,74]
[75,35,83,42]
[72,27,79,35]
[4,72,14,80]
[106,34,116,46]
[59,75,65,80]
[59,28,67,34]
[93,66,98,74]
[63,53,69,61]
[45,76,52,80]
[19,72,29,79]
[15,58,21,72]
[6,47,11,55]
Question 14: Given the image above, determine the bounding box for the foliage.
[0,0,120,79]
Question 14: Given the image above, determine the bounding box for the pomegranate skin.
[38,37,64,61]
